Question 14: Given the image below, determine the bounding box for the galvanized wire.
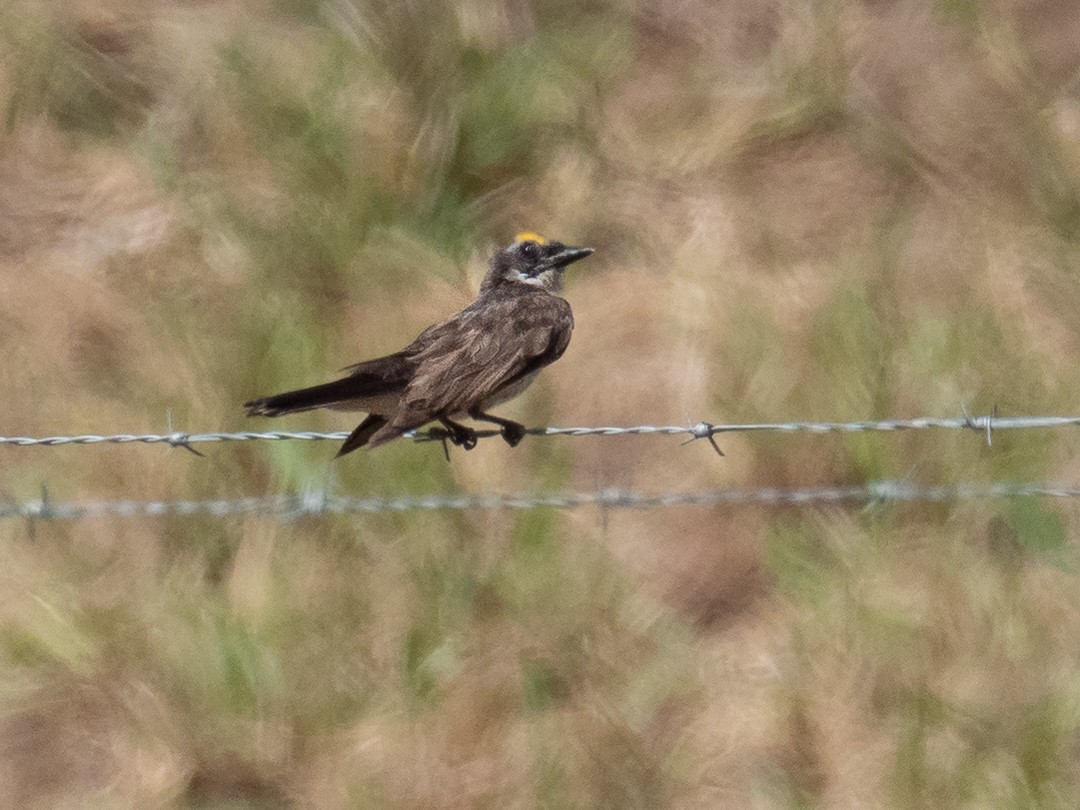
[1,413,1078,449]
[6,481,1080,521]
[0,430,352,448]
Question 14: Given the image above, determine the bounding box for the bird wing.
[338,352,415,393]
[388,293,573,431]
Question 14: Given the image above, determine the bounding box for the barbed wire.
[1,412,1078,452]
[6,481,1080,521]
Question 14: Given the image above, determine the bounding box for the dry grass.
[3,0,1080,806]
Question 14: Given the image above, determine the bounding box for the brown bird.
[244,233,593,456]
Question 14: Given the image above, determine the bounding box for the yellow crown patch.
[514,231,548,245]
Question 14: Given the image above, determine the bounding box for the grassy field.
[3,0,1080,807]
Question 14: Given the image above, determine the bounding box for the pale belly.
[478,369,541,410]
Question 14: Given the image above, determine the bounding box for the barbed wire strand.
[7,481,1080,521]
[3,413,1080,450]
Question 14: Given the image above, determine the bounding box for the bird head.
[483,232,593,293]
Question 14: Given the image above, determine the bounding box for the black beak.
[550,245,594,269]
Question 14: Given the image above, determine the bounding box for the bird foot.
[432,424,478,450]
[500,423,526,447]
[456,428,478,450]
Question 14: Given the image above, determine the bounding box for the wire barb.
[163,411,204,456]
[167,432,205,457]
[680,421,724,456]
[960,402,998,447]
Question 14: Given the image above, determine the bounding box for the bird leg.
[468,410,527,447]
[438,417,478,450]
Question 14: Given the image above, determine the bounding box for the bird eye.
[520,241,539,260]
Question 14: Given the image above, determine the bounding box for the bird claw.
[500,423,526,447]
[431,424,478,450]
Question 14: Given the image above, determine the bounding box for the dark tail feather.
[244,377,378,417]
[336,414,388,457]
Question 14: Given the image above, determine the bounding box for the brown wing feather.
[384,293,573,435]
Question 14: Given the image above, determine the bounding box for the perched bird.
[244,233,593,456]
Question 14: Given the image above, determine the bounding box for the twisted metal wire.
[1,413,1078,450]
[6,481,1080,521]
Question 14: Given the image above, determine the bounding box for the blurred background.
[3,0,1080,806]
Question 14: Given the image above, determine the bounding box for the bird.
[244,233,593,457]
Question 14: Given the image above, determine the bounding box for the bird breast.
[481,369,542,409]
